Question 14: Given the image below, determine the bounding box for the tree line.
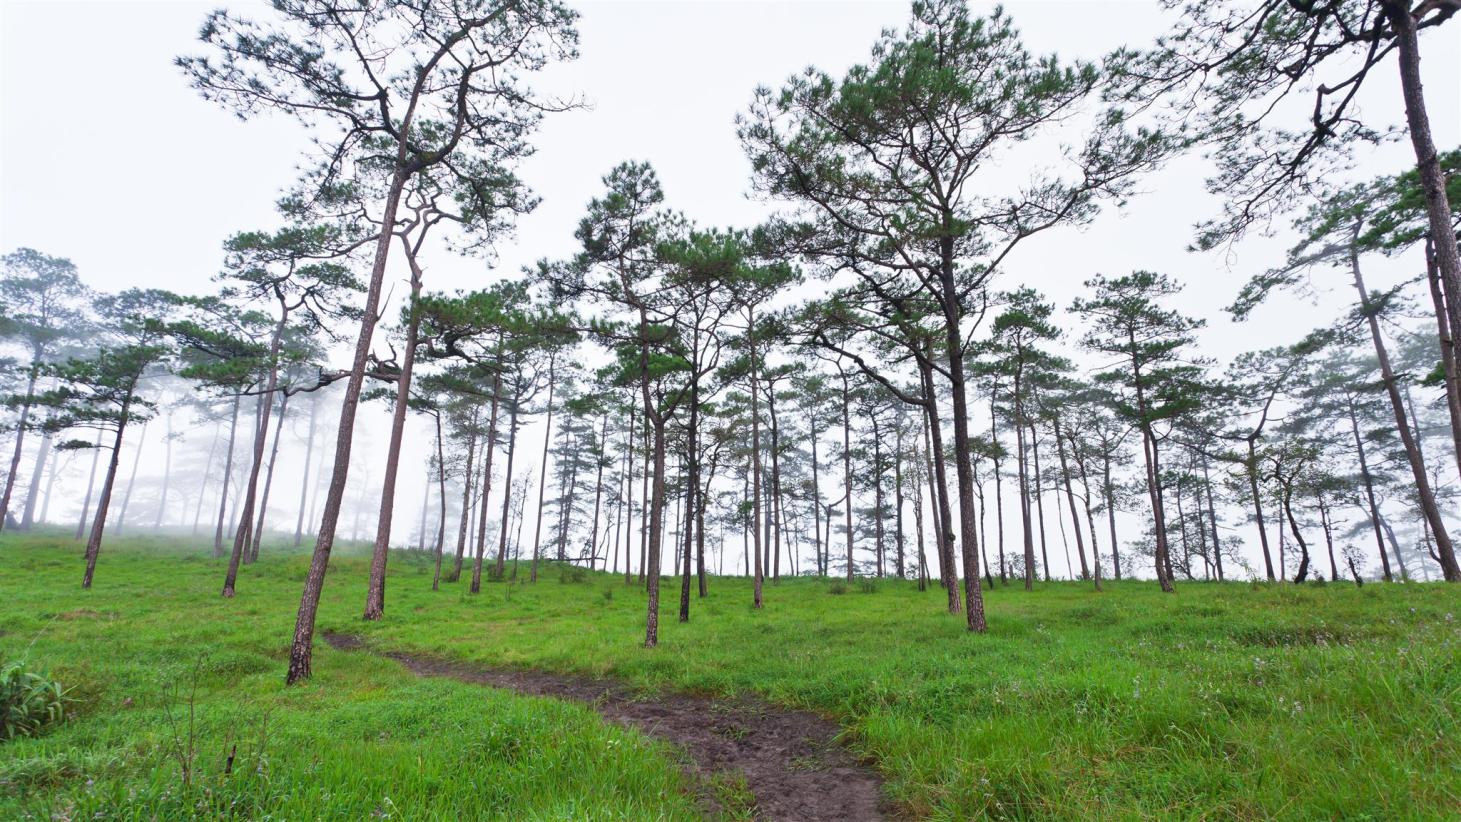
[1,0,1457,684]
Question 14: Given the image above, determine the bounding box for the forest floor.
[1,532,1458,820]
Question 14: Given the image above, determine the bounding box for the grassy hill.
[1,532,1457,819]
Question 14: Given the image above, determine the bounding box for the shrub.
[827,581,848,595]
[857,579,879,594]
[1,660,70,741]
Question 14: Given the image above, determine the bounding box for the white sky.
[1,0,1458,580]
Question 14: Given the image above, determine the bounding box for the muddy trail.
[323,632,888,821]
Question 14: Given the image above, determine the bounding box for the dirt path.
[324,633,887,821]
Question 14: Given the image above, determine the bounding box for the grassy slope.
[2,532,1458,820]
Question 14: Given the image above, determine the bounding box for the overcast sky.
[1,0,1458,576]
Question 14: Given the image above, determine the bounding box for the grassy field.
[1,531,1458,820]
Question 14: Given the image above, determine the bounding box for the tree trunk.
[1245,440,1277,581]
[76,429,105,542]
[214,394,242,557]
[529,354,558,584]
[936,237,985,631]
[493,391,521,583]
[225,309,287,598]
[19,427,52,531]
[473,358,502,585]
[838,368,852,584]
[154,413,173,530]
[1200,455,1224,582]
[894,423,906,579]
[1054,419,1090,580]
[249,392,289,563]
[294,396,319,547]
[364,264,425,619]
[750,309,766,605]
[1387,0,1461,415]
[1423,238,1461,482]
[286,163,410,685]
[83,396,132,589]
[1013,374,1035,589]
[114,420,148,536]
[451,408,478,582]
[589,412,609,570]
[1030,422,1052,582]
[432,412,447,591]
[1351,235,1459,581]
[922,359,960,612]
[1346,395,1393,581]
[0,367,38,534]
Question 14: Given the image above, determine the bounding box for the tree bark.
[922,360,960,612]
[76,429,104,541]
[294,396,319,547]
[287,164,409,685]
[114,420,148,536]
[225,309,287,598]
[214,394,242,557]
[364,262,425,619]
[529,353,558,584]
[83,395,132,589]
[0,367,38,534]
[936,235,986,630]
[249,393,290,562]
[1351,235,1459,581]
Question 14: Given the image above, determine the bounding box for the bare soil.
[323,632,887,821]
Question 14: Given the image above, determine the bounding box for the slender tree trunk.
[192,424,221,537]
[1351,235,1459,581]
[249,393,289,563]
[76,429,105,541]
[450,408,478,582]
[491,384,519,583]
[589,412,609,569]
[473,361,502,586]
[1139,425,1175,592]
[838,368,852,584]
[1245,440,1277,581]
[871,412,885,578]
[768,385,784,582]
[287,163,410,685]
[1030,422,1051,582]
[894,424,906,579]
[0,367,38,534]
[1055,420,1090,580]
[214,394,242,557]
[1200,455,1224,582]
[750,314,765,605]
[294,396,319,547]
[83,396,133,589]
[623,399,636,585]
[154,414,173,530]
[1013,376,1035,589]
[1102,456,1121,580]
[364,262,426,618]
[225,309,288,598]
[933,234,988,630]
[19,427,52,531]
[990,389,1008,584]
[39,444,59,525]
[1346,395,1393,581]
[1387,0,1461,397]
[639,408,650,585]
[432,412,447,591]
[922,360,960,611]
[529,354,558,584]
[114,420,148,536]
[1423,239,1461,482]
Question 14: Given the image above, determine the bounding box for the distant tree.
[0,248,88,534]
[33,289,175,588]
[742,0,1162,629]
[1072,272,1208,592]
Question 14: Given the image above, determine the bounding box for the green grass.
[2,531,1459,819]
